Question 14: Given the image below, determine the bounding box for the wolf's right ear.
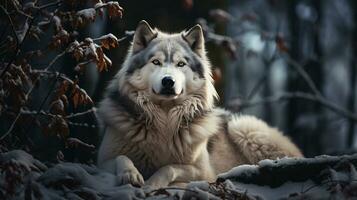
[132,20,157,53]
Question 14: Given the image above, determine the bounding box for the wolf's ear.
[182,25,205,56]
[132,20,157,53]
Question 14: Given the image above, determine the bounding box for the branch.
[119,31,135,42]
[229,91,357,122]
[67,121,97,128]
[37,0,62,10]
[20,108,96,120]
[20,110,57,118]
[66,137,95,149]
[283,53,323,97]
[66,108,96,119]
[0,110,22,140]
[91,31,134,43]
[246,73,268,100]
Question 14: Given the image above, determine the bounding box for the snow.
[77,8,96,21]
[231,180,324,200]
[218,164,260,180]
[1,150,357,199]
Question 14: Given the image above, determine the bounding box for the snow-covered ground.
[1,150,357,199]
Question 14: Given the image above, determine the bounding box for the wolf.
[97,20,303,188]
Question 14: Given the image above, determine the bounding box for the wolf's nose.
[162,76,175,88]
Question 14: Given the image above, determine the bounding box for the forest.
[0,0,357,199]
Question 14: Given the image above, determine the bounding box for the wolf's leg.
[145,164,210,188]
[227,115,303,164]
[98,127,144,186]
[99,155,144,186]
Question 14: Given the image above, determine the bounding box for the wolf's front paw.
[145,175,170,189]
[116,169,144,187]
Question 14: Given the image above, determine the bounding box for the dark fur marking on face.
[126,51,148,75]
[126,39,162,74]
[182,54,205,79]
[108,90,141,118]
[177,39,205,78]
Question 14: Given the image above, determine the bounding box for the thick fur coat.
[97,20,302,188]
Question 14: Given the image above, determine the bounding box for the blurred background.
[1,0,357,162]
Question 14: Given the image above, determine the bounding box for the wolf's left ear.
[182,25,205,56]
[132,20,158,53]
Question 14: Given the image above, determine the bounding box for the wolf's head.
[115,20,217,114]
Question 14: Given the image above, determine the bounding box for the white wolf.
[97,20,302,188]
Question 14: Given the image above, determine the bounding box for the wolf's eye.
[177,61,186,67]
[152,59,161,66]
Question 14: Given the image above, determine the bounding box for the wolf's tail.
[226,115,303,164]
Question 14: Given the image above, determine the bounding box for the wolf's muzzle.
[160,76,176,95]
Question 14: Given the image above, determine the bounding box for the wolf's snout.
[159,76,177,96]
[162,76,175,89]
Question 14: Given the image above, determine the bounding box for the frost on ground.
[1,150,357,200]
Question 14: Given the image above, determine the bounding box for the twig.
[21,109,96,120]
[91,31,134,43]
[37,0,62,10]
[10,0,34,19]
[67,121,97,128]
[246,73,268,100]
[120,31,135,42]
[66,137,95,149]
[229,91,357,122]
[283,53,323,97]
[66,108,96,119]
[0,109,22,140]
[20,110,57,118]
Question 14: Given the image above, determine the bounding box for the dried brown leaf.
[50,99,65,116]
[106,2,123,19]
